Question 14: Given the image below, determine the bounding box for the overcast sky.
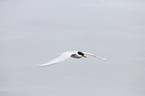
[0,0,145,96]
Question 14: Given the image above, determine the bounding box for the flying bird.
[37,51,108,67]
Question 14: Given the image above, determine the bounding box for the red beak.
[82,55,87,58]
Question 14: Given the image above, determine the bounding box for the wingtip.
[35,64,47,67]
[35,65,41,67]
[102,58,109,61]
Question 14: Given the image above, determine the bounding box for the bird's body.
[37,51,108,67]
[70,51,84,58]
[71,54,82,58]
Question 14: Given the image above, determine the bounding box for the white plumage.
[37,51,108,67]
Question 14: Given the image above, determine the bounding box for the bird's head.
[78,51,87,58]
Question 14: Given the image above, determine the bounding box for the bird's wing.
[83,52,108,61]
[37,51,75,67]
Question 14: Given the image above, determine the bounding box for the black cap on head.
[78,51,84,56]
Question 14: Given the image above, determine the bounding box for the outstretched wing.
[37,52,74,67]
[83,52,108,61]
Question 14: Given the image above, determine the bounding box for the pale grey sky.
[0,0,145,96]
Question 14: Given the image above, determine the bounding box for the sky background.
[0,0,145,96]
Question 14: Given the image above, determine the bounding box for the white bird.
[37,51,108,67]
